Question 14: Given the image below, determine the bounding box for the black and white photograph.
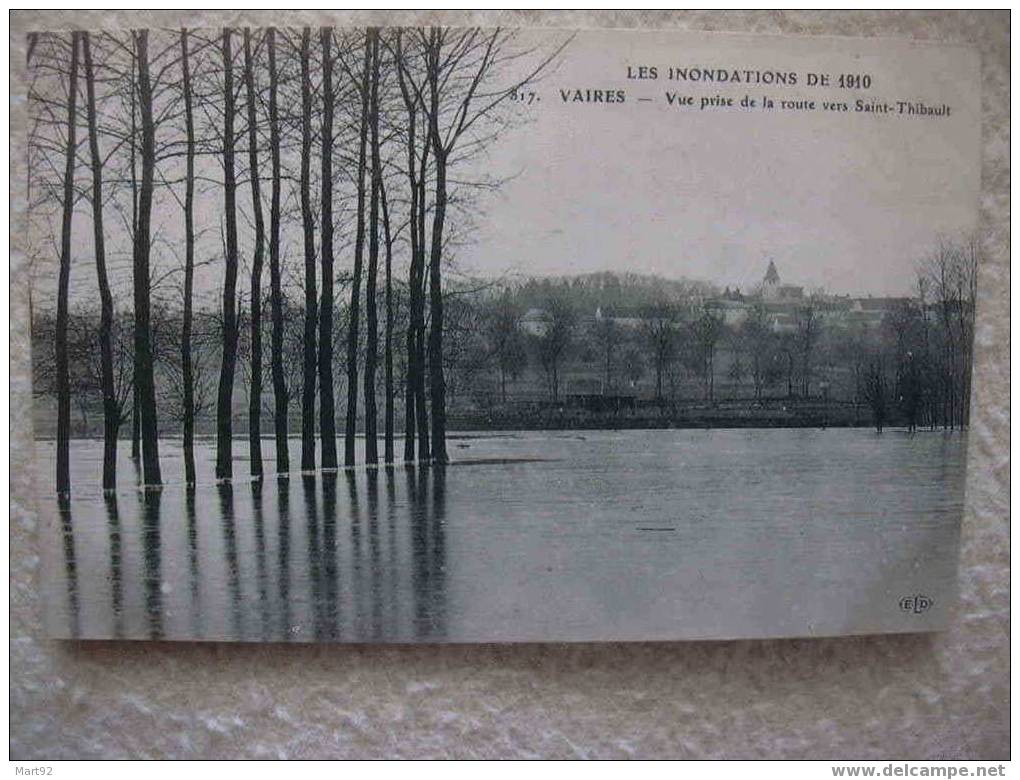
[26,24,982,643]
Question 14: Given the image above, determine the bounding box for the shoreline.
[33,420,968,443]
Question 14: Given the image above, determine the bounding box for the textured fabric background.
[9,10,1009,760]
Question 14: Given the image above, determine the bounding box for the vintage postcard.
[25,25,980,642]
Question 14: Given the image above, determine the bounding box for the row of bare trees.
[28,25,563,495]
[468,245,977,427]
[35,248,978,435]
[855,238,979,432]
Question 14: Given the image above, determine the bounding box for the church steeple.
[761,260,781,301]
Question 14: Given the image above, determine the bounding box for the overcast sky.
[33,27,981,309]
[458,28,981,297]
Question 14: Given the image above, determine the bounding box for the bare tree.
[639,300,681,404]
[266,27,289,473]
[591,315,620,397]
[794,303,819,397]
[487,291,526,403]
[861,354,888,433]
[344,32,371,467]
[364,29,381,465]
[692,305,724,402]
[244,27,266,478]
[536,293,575,402]
[956,237,979,426]
[159,321,216,433]
[299,27,318,471]
[380,170,396,464]
[391,29,429,463]
[214,28,241,480]
[413,27,567,461]
[132,29,162,485]
[53,31,79,495]
[883,301,925,432]
[82,32,120,491]
[919,236,978,429]
[129,38,141,462]
[179,28,198,485]
[318,27,338,470]
[739,303,773,400]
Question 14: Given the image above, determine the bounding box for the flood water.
[36,429,966,642]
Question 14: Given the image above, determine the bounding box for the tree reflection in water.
[366,470,382,640]
[385,469,400,638]
[276,477,291,640]
[345,471,362,637]
[217,484,242,639]
[408,465,447,640]
[140,487,163,639]
[320,471,339,641]
[44,431,967,643]
[58,493,80,639]
[185,486,202,639]
[252,480,270,641]
[302,474,323,641]
[55,465,448,641]
[104,493,123,639]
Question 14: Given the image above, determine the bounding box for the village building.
[704,261,910,334]
[519,307,551,336]
[594,306,643,330]
[520,263,912,339]
[846,297,912,328]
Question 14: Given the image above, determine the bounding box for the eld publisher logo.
[899,594,934,614]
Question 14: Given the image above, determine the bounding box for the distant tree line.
[479,245,977,434]
[34,238,978,463]
[422,253,976,438]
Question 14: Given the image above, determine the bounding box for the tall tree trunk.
[414,134,431,462]
[381,169,395,464]
[215,27,240,480]
[133,30,162,486]
[393,36,430,463]
[396,53,417,462]
[426,130,449,463]
[267,28,289,474]
[131,384,140,459]
[244,28,265,479]
[180,28,197,485]
[83,33,118,491]
[129,38,140,462]
[403,281,416,461]
[344,33,371,467]
[317,27,337,469]
[299,27,317,471]
[364,30,380,466]
[55,32,79,496]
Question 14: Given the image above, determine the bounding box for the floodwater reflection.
[57,494,80,639]
[42,430,965,641]
[218,484,243,639]
[252,481,270,641]
[140,488,163,639]
[185,487,201,638]
[276,477,291,640]
[105,494,123,639]
[51,465,450,642]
